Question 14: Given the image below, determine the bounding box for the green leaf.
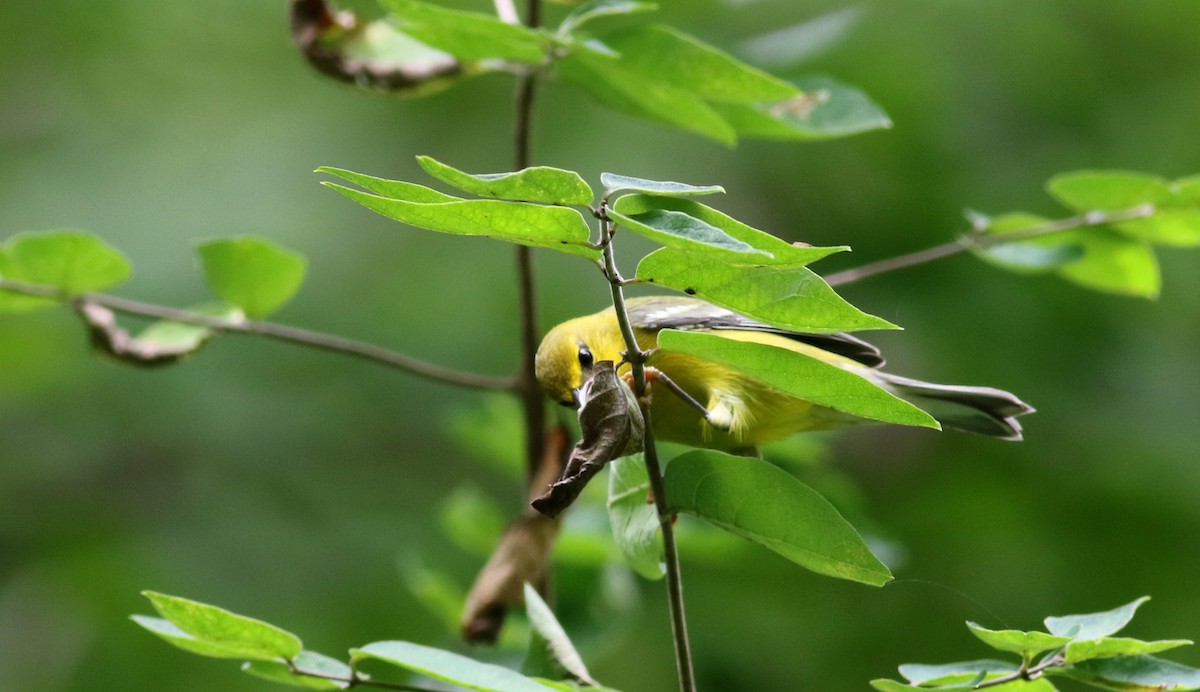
[606,454,664,580]
[139,591,303,661]
[242,651,352,689]
[1056,655,1200,691]
[557,0,657,36]
[352,641,560,692]
[1056,230,1160,298]
[317,167,461,203]
[197,237,307,319]
[321,182,599,259]
[873,678,1056,691]
[1044,597,1150,640]
[657,330,936,428]
[597,25,798,103]
[0,231,131,312]
[712,75,892,140]
[417,156,594,206]
[600,173,724,198]
[966,622,1071,659]
[522,584,598,686]
[899,660,1020,685]
[555,47,736,145]
[663,450,893,586]
[606,208,765,256]
[380,0,547,63]
[1064,637,1192,664]
[1048,170,1200,247]
[612,195,847,266]
[637,249,897,333]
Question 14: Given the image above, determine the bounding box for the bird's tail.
[879,374,1035,441]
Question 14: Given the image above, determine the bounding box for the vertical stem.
[602,221,698,692]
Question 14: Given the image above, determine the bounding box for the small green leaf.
[612,195,846,266]
[606,208,764,255]
[197,237,307,319]
[657,330,935,428]
[1055,655,1200,691]
[1064,637,1192,664]
[0,231,131,312]
[557,0,657,36]
[380,0,547,64]
[522,584,598,686]
[712,75,892,140]
[873,678,1055,691]
[1056,230,1160,298]
[638,249,897,333]
[597,25,798,103]
[606,454,664,580]
[242,651,352,689]
[417,156,594,206]
[663,450,893,586]
[139,591,303,661]
[1047,170,1200,247]
[1044,597,1150,640]
[352,641,560,692]
[600,173,724,199]
[966,622,1071,659]
[899,660,1019,685]
[133,615,268,660]
[555,47,736,145]
[317,167,461,203]
[322,183,599,259]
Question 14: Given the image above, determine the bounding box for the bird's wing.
[625,296,885,368]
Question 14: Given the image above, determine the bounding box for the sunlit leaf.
[712,76,891,140]
[1044,597,1149,640]
[317,166,461,203]
[600,173,724,198]
[0,231,131,312]
[664,450,892,585]
[417,156,594,206]
[1064,637,1192,664]
[242,651,352,689]
[1056,230,1159,298]
[139,591,303,661]
[381,0,547,63]
[899,660,1019,685]
[352,641,560,692]
[657,330,935,427]
[197,237,307,319]
[321,181,599,259]
[556,47,736,145]
[872,677,1055,691]
[637,249,896,333]
[597,25,797,103]
[966,622,1071,659]
[1048,170,1200,247]
[606,208,765,255]
[613,195,846,266]
[1054,655,1200,691]
[606,454,664,580]
[557,0,657,36]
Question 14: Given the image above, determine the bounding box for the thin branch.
[0,278,514,390]
[650,367,711,421]
[823,203,1156,287]
[601,216,698,692]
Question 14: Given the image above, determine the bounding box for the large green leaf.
[380,0,546,64]
[317,167,461,203]
[600,173,724,199]
[1064,637,1192,665]
[0,231,131,312]
[1044,597,1149,640]
[966,622,1071,659]
[606,208,765,255]
[663,450,893,585]
[321,180,599,259]
[612,195,846,266]
[1054,655,1200,691]
[596,25,798,103]
[242,651,352,689]
[606,454,664,580]
[138,592,303,661]
[555,46,736,145]
[712,75,891,140]
[657,330,936,427]
[637,248,896,332]
[352,641,560,692]
[417,156,594,206]
[197,237,308,319]
[1048,170,1200,247]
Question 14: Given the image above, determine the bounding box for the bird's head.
[534,316,603,409]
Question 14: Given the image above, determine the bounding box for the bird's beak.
[569,387,582,409]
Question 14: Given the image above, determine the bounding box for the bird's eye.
[577,346,594,368]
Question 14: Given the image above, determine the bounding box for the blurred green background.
[3,1,1200,690]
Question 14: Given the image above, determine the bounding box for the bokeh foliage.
[2,1,1200,691]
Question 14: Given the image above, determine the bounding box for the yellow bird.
[535,296,1033,452]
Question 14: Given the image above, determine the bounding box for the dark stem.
[823,203,1156,287]
[0,279,513,390]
